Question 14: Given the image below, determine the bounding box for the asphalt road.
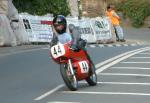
[0,44,149,103]
[124,28,150,44]
[0,27,149,103]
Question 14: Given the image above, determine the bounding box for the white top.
[58,32,72,44]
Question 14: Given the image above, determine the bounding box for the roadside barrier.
[19,14,53,43]
[18,14,116,44]
[67,17,115,43]
[0,14,116,46]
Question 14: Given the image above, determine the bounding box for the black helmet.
[53,15,67,34]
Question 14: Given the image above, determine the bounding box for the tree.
[13,0,70,16]
[116,0,150,27]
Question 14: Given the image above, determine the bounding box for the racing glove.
[70,44,79,52]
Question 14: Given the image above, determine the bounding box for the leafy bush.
[13,0,70,16]
[116,0,150,27]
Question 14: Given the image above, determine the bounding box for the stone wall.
[81,0,125,17]
[0,0,8,15]
[0,0,20,46]
[144,16,150,28]
[81,0,107,17]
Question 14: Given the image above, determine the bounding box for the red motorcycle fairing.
[71,60,90,80]
[50,43,91,80]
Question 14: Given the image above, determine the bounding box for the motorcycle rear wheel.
[60,63,78,91]
[86,63,97,86]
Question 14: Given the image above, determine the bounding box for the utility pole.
[77,0,82,20]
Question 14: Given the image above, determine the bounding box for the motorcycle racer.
[50,15,96,69]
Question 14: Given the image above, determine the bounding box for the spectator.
[106,4,125,42]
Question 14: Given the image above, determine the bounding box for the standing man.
[106,4,125,42]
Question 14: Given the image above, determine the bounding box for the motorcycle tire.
[60,63,78,91]
[86,63,97,86]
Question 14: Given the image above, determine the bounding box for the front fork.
[68,59,75,76]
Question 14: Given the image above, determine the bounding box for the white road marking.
[131,57,150,59]
[108,44,113,47]
[111,67,150,70]
[98,45,104,47]
[62,91,150,96]
[121,62,150,64]
[47,101,80,103]
[99,73,150,77]
[98,82,150,86]
[95,47,150,69]
[116,44,121,47]
[96,47,150,74]
[139,53,150,55]
[34,84,65,101]
[79,81,150,86]
[42,47,49,49]
[90,45,96,48]
[123,44,128,46]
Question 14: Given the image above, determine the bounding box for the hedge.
[13,0,70,16]
[116,0,150,27]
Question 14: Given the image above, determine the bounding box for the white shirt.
[58,32,72,44]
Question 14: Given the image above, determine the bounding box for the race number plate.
[51,43,65,58]
[79,61,89,73]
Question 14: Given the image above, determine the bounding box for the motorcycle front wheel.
[86,63,97,86]
[60,63,78,91]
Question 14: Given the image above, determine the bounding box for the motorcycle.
[50,42,97,91]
